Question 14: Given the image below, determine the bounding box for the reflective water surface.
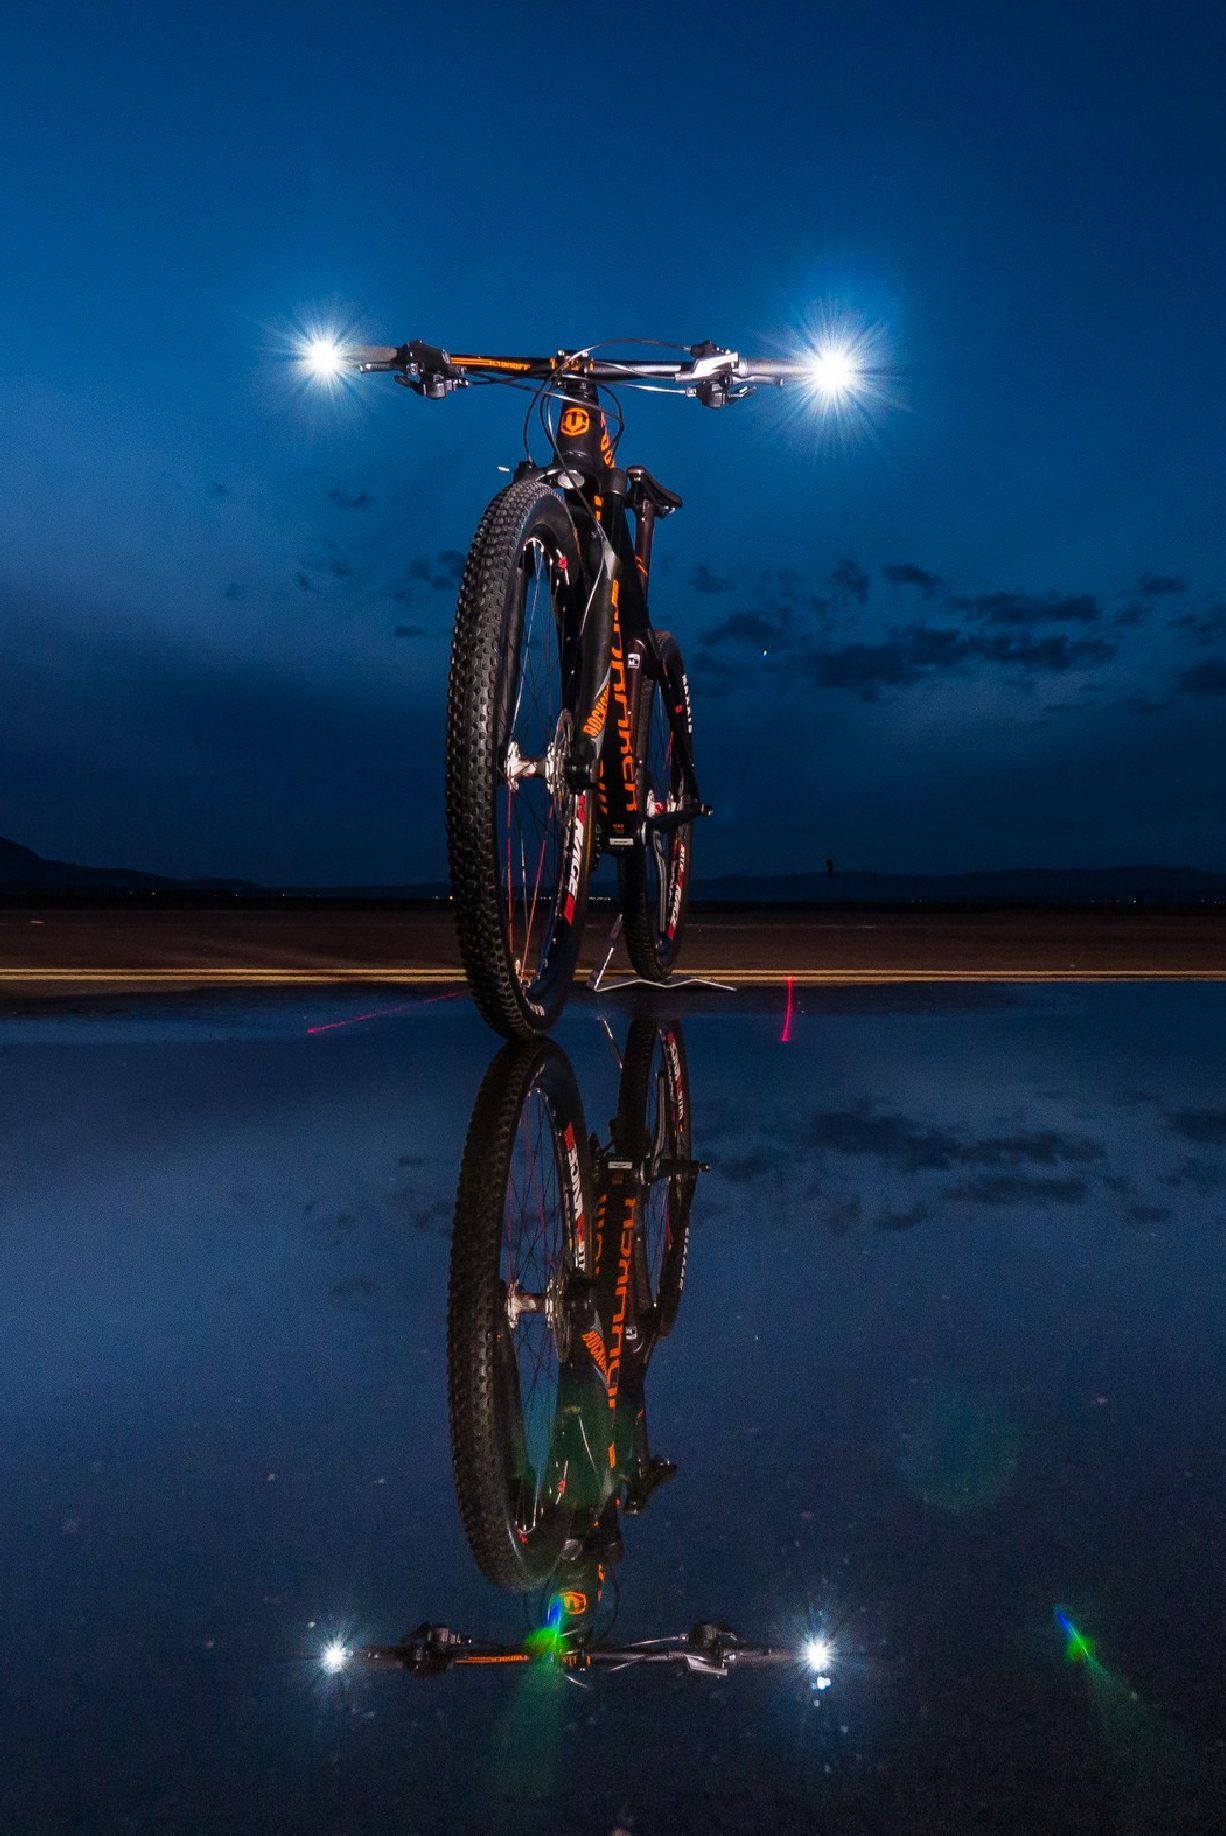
[2,985,1224,1833]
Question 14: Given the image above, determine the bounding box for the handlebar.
[349,1621,799,1677]
[349,340,812,404]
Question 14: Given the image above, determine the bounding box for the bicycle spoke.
[499,1081,571,1516]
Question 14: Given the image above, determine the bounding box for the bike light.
[802,1635,835,1675]
[302,335,346,382]
[806,343,860,404]
[320,1639,351,1674]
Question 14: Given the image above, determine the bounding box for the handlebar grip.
[737,358,809,380]
[351,344,402,370]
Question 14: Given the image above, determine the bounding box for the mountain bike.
[351,337,814,1037]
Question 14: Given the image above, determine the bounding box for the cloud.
[1113,601,1150,627]
[947,1173,1087,1206]
[1174,658,1226,695]
[788,634,941,696]
[296,541,353,586]
[808,1105,1102,1172]
[408,550,465,591]
[1116,696,1169,715]
[690,563,731,594]
[1140,573,1186,596]
[873,1204,929,1231]
[969,630,1116,669]
[1125,1202,1172,1225]
[831,557,870,603]
[1163,1157,1226,1192]
[883,562,940,595]
[712,1149,777,1184]
[327,487,375,510]
[700,612,785,648]
[814,1196,861,1234]
[779,623,1116,699]
[950,591,1100,627]
[1164,1108,1226,1144]
[1171,603,1226,648]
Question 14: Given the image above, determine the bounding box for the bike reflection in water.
[446,1015,692,1644]
[337,1016,823,1683]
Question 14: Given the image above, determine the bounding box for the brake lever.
[690,378,755,409]
[391,339,467,399]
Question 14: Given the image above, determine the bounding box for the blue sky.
[2,0,1224,881]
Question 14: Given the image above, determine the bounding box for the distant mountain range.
[0,835,262,894]
[3,836,1224,906]
[695,866,1226,904]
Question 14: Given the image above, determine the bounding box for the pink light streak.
[780,976,795,1043]
[306,991,461,1035]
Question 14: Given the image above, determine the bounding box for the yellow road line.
[0,968,462,980]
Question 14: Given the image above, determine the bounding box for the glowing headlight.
[803,1635,835,1675]
[302,336,346,382]
[807,344,860,404]
[320,1639,351,1674]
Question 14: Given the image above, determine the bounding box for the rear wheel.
[446,481,593,1037]
[616,1016,693,1338]
[618,633,694,983]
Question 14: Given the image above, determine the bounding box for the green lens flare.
[1057,1611,1096,1666]
[523,1596,568,1664]
[524,1623,566,1662]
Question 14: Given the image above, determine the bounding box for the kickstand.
[587,914,624,992]
[587,912,735,997]
[596,975,737,994]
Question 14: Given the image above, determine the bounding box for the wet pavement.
[2,983,1224,1833]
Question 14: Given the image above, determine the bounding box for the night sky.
[3,1,1224,884]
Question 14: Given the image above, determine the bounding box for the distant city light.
[320,1639,351,1674]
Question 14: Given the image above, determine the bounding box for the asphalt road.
[1,903,1223,999]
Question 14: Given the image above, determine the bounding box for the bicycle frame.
[351,339,803,846]
[530,373,703,852]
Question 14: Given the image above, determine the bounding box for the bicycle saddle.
[626,466,684,515]
[624,1456,677,1516]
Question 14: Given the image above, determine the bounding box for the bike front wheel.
[447,1039,592,1590]
[618,632,694,983]
[446,481,594,1037]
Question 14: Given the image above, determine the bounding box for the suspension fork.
[567,518,618,793]
[632,631,704,817]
